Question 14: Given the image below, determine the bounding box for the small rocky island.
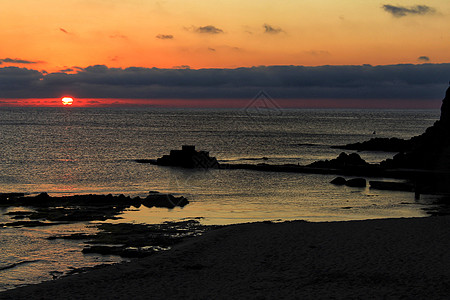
[142,145,220,169]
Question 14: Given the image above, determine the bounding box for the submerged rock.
[53,220,217,258]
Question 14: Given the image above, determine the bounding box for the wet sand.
[1,216,450,299]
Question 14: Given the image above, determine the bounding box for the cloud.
[0,58,42,64]
[173,65,190,69]
[382,4,436,17]
[263,24,283,34]
[109,34,128,39]
[0,64,449,102]
[59,28,69,34]
[418,56,430,62]
[156,34,174,40]
[0,67,44,94]
[195,25,224,34]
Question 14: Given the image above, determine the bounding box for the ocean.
[0,107,442,291]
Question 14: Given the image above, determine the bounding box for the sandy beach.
[1,216,450,299]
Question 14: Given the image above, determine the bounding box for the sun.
[61,97,74,106]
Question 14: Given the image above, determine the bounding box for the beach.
[1,216,450,299]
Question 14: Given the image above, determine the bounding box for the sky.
[0,0,449,108]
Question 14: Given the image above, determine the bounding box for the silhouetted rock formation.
[382,83,450,170]
[156,145,219,168]
[330,176,366,187]
[308,152,369,169]
[345,178,366,187]
[330,177,347,185]
[142,192,189,209]
[332,137,412,153]
[0,192,189,227]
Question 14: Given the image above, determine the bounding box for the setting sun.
[61,97,74,106]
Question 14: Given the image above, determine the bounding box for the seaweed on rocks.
[1,192,190,227]
[50,220,219,258]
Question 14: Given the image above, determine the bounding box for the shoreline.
[2,216,450,299]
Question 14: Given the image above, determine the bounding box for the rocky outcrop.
[0,192,190,227]
[156,145,219,169]
[330,177,366,187]
[332,137,411,153]
[142,192,189,209]
[345,178,367,187]
[308,152,369,169]
[382,84,450,171]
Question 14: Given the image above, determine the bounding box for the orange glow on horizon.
[0,98,442,109]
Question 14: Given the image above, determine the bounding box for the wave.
[0,260,41,271]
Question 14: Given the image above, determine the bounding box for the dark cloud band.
[382,4,436,17]
[0,64,448,102]
[0,58,41,64]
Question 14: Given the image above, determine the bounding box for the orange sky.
[0,1,449,108]
[1,0,449,72]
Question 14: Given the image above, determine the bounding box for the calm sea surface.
[0,107,442,290]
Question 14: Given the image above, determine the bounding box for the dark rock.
[345,178,366,187]
[332,137,411,152]
[1,192,189,225]
[36,192,50,200]
[0,193,26,205]
[155,145,219,169]
[330,177,347,185]
[71,220,217,258]
[142,193,189,209]
[308,152,369,169]
[382,84,450,171]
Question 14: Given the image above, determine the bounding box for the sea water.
[0,107,442,290]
